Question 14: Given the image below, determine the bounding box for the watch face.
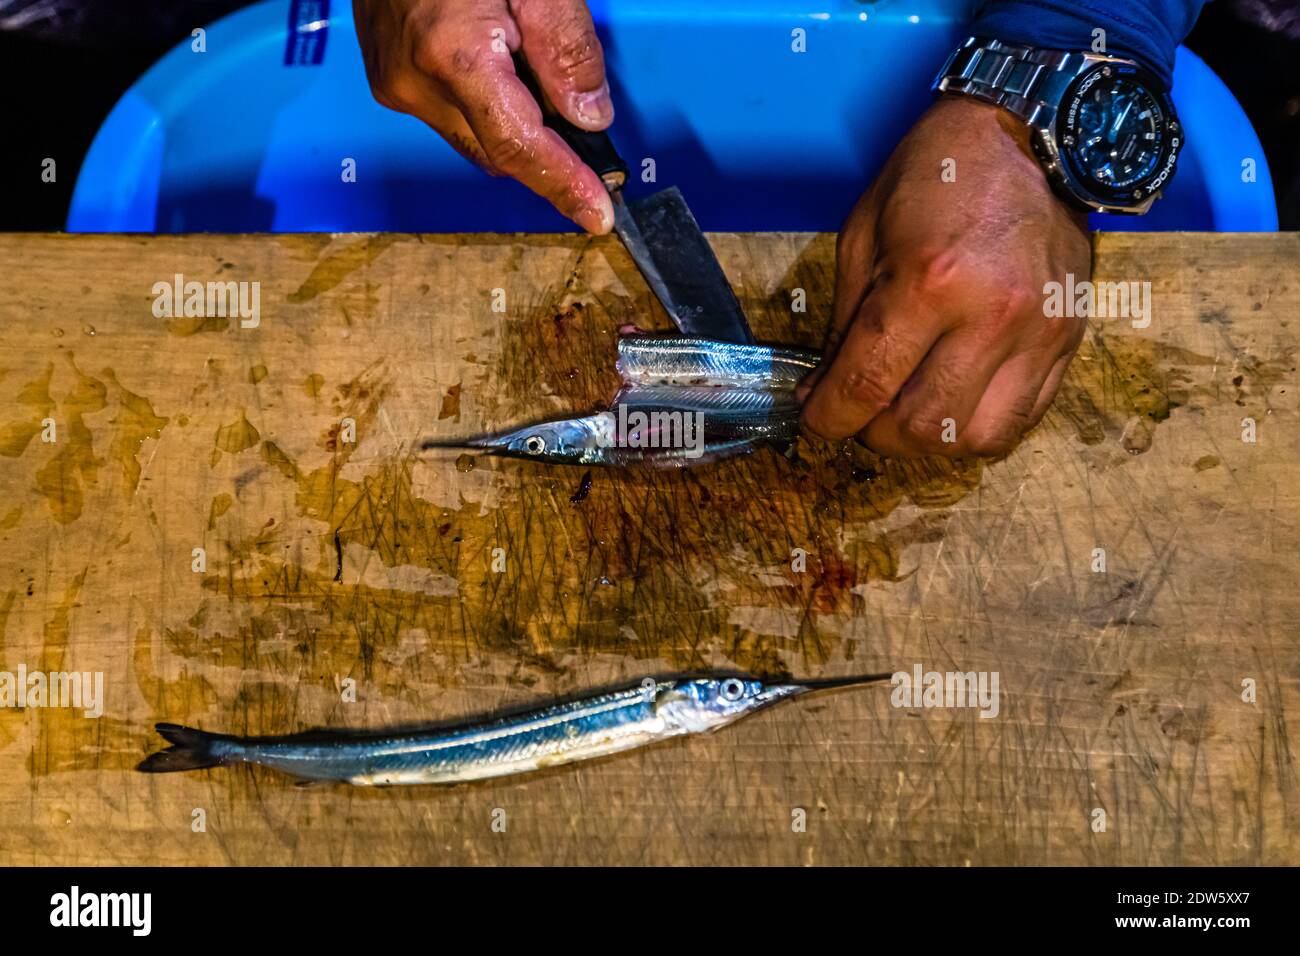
[1057,62,1180,210]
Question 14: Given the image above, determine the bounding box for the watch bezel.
[1050,59,1181,214]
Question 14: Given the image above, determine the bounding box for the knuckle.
[836,367,895,411]
[444,131,494,173]
[411,25,471,81]
[448,45,482,79]
[917,358,968,407]
[410,39,439,77]
[899,413,950,453]
[372,73,420,112]
[412,41,450,80]
[907,248,1036,322]
[550,20,602,83]
[368,79,397,110]
[912,245,966,291]
[483,135,530,173]
[983,282,1036,325]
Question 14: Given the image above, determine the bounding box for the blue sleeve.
[969,0,1207,88]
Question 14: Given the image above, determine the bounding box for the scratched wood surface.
[0,231,1296,866]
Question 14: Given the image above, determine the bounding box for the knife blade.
[515,57,754,344]
[616,187,754,344]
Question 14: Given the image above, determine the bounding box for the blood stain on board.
[439,384,462,421]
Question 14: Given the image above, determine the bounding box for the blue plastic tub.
[68,0,1277,233]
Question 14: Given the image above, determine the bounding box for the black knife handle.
[549,121,628,191]
[514,53,627,191]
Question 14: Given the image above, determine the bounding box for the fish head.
[466,413,616,464]
[654,677,807,733]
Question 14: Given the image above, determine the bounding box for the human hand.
[798,97,1091,457]
[353,0,614,233]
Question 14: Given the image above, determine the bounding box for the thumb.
[511,0,613,131]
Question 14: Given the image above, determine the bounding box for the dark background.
[0,0,1296,232]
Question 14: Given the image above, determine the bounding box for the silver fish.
[423,335,820,466]
[422,408,759,467]
[137,674,888,787]
[616,336,821,390]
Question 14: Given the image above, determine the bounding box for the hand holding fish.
[354,0,615,234]
[799,97,1091,458]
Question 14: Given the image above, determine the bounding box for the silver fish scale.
[617,385,790,416]
[240,685,668,785]
[614,384,800,440]
[616,337,820,390]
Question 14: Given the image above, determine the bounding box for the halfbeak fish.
[423,335,821,467]
[138,673,889,787]
[421,408,759,468]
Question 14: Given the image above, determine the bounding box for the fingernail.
[571,85,613,129]
[574,199,613,235]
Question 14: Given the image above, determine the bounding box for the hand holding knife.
[515,52,755,345]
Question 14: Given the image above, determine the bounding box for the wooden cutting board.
[0,231,1296,865]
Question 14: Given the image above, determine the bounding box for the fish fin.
[293,778,331,789]
[136,723,229,773]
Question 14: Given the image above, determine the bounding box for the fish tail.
[137,723,234,773]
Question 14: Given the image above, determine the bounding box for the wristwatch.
[933,36,1181,215]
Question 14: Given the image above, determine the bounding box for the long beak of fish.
[797,673,894,691]
[420,432,513,452]
[759,672,893,703]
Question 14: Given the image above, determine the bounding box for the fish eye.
[720,678,746,702]
[524,435,546,455]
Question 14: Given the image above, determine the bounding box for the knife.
[515,57,755,345]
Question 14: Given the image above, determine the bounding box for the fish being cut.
[422,334,820,467]
[615,336,821,390]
